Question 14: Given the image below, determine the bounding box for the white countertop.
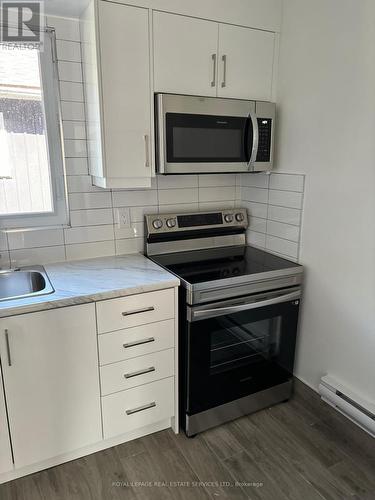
[0,254,179,318]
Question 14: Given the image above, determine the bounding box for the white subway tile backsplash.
[113,190,158,208]
[115,238,143,255]
[241,173,269,189]
[266,220,300,242]
[268,190,303,209]
[70,209,114,227]
[66,241,116,261]
[199,186,236,203]
[65,158,88,176]
[64,139,87,158]
[246,230,266,248]
[249,217,267,234]
[0,232,8,251]
[158,188,198,205]
[64,225,114,245]
[242,186,269,204]
[269,173,304,192]
[68,192,112,210]
[62,121,86,140]
[199,174,237,187]
[265,235,299,259]
[158,203,199,214]
[11,246,66,267]
[114,222,144,240]
[199,201,235,211]
[56,40,81,63]
[242,201,268,219]
[61,101,85,121]
[129,206,158,222]
[267,205,301,226]
[157,175,198,189]
[59,81,84,102]
[7,229,64,250]
[58,61,83,82]
[67,175,100,193]
[0,251,10,270]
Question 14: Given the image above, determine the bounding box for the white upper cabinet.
[217,24,275,101]
[0,304,102,469]
[153,12,218,96]
[81,1,153,189]
[153,11,276,101]
[0,376,12,475]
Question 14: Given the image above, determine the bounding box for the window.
[0,31,68,229]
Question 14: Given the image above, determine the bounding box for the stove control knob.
[224,214,234,223]
[166,218,176,228]
[152,219,163,230]
[235,212,245,222]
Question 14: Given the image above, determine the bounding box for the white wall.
[277,0,375,402]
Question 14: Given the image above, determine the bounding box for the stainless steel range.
[145,209,303,437]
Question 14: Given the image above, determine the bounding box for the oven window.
[166,113,251,163]
[209,315,281,375]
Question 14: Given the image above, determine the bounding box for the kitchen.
[0,0,374,498]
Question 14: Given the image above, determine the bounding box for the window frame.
[0,28,69,230]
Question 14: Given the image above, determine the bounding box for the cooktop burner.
[149,245,301,286]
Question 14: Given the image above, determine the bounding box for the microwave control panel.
[256,118,272,163]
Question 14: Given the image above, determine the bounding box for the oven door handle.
[189,290,301,322]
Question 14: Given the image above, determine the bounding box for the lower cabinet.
[0,377,12,474]
[0,287,177,482]
[0,304,102,469]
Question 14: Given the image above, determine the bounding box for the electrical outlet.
[115,207,131,228]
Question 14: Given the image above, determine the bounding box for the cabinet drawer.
[96,288,174,334]
[100,348,174,395]
[102,377,174,438]
[98,319,174,365]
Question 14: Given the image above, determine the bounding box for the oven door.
[156,94,258,174]
[185,287,301,416]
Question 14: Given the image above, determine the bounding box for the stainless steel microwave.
[155,93,275,175]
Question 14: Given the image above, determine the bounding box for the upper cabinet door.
[0,304,101,469]
[0,376,12,475]
[153,12,219,97]
[217,24,275,101]
[98,2,152,180]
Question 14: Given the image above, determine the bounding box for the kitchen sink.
[0,266,54,302]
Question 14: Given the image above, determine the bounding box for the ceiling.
[44,0,90,18]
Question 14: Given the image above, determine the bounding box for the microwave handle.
[189,289,301,322]
[247,111,259,170]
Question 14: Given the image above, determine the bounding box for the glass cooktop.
[150,246,301,285]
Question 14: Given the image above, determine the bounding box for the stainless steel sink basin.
[0,265,54,302]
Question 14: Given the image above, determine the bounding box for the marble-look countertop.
[0,254,179,318]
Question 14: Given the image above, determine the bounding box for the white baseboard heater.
[319,375,375,438]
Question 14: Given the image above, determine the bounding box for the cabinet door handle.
[124,366,156,379]
[122,306,154,317]
[221,55,227,88]
[144,134,150,168]
[5,329,12,367]
[211,54,217,87]
[126,401,156,416]
[123,337,155,349]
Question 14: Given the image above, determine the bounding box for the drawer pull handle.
[123,337,155,349]
[124,366,156,379]
[126,401,156,416]
[122,306,155,317]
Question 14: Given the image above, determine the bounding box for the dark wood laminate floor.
[1,379,374,500]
